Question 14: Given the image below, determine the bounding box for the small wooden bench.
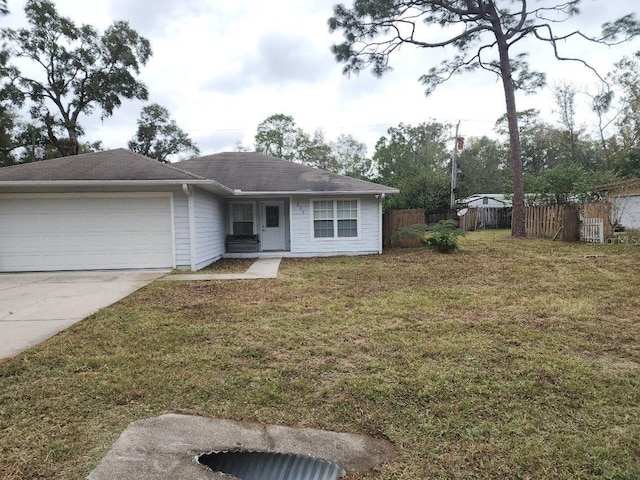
[226,234,260,253]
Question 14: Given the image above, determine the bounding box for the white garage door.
[613,195,640,230]
[0,194,174,272]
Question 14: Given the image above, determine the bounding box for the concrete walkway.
[166,258,282,281]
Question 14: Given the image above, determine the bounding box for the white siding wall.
[173,192,191,269]
[193,188,226,269]
[467,197,508,208]
[290,195,381,255]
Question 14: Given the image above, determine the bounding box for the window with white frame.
[231,203,254,235]
[313,199,358,238]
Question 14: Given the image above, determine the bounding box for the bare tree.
[585,86,618,166]
[553,80,578,161]
[329,1,639,235]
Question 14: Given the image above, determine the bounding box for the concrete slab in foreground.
[88,414,396,480]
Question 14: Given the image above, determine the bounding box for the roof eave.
[0,179,234,195]
[229,189,400,197]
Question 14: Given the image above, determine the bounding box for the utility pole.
[450,121,461,210]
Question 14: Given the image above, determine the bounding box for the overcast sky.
[3,0,639,158]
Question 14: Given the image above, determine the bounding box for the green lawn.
[1,231,639,479]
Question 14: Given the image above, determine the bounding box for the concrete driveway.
[0,270,168,360]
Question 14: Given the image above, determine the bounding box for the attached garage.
[0,194,175,272]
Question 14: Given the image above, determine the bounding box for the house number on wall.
[296,202,305,215]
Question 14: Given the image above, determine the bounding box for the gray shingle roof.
[176,152,398,194]
[0,149,398,195]
[0,148,203,182]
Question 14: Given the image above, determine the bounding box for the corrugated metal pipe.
[198,450,346,480]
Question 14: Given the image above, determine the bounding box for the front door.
[261,201,286,251]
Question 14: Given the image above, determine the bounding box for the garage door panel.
[614,195,640,230]
[0,195,174,272]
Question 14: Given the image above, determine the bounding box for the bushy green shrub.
[396,219,465,253]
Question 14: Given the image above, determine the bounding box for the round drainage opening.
[198,450,346,480]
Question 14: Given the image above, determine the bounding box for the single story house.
[0,149,398,272]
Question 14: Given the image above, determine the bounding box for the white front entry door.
[260,201,286,251]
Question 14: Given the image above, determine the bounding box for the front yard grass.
[1,230,639,479]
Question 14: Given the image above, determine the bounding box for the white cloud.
[205,32,335,93]
[2,0,639,157]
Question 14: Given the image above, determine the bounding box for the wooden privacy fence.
[383,209,425,247]
[525,205,580,241]
[459,207,512,231]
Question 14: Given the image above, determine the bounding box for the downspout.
[377,193,386,254]
[183,184,197,271]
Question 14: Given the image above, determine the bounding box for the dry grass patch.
[171,257,255,274]
[1,231,639,479]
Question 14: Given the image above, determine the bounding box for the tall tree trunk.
[496,40,525,236]
[66,124,80,156]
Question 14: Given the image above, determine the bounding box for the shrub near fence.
[383,209,425,247]
[426,210,458,225]
[525,205,580,242]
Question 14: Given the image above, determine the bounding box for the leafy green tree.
[609,52,640,177]
[373,122,451,212]
[254,113,307,161]
[233,141,251,152]
[128,103,199,163]
[298,129,338,171]
[0,100,52,166]
[457,136,509,197]
[524,164,589,204]
[385,168,451,212]
[331,133,372,179]
[496,109,602,174]
[0,106,21,166]
[329,0,640,236]
[374,122,450,184]
[1,0,151,157]
[254,114,372,177]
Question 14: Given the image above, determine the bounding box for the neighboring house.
[0,149,398,272]
[460,194,512,208]
[598,178,640,230]
[457,194,512,230]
